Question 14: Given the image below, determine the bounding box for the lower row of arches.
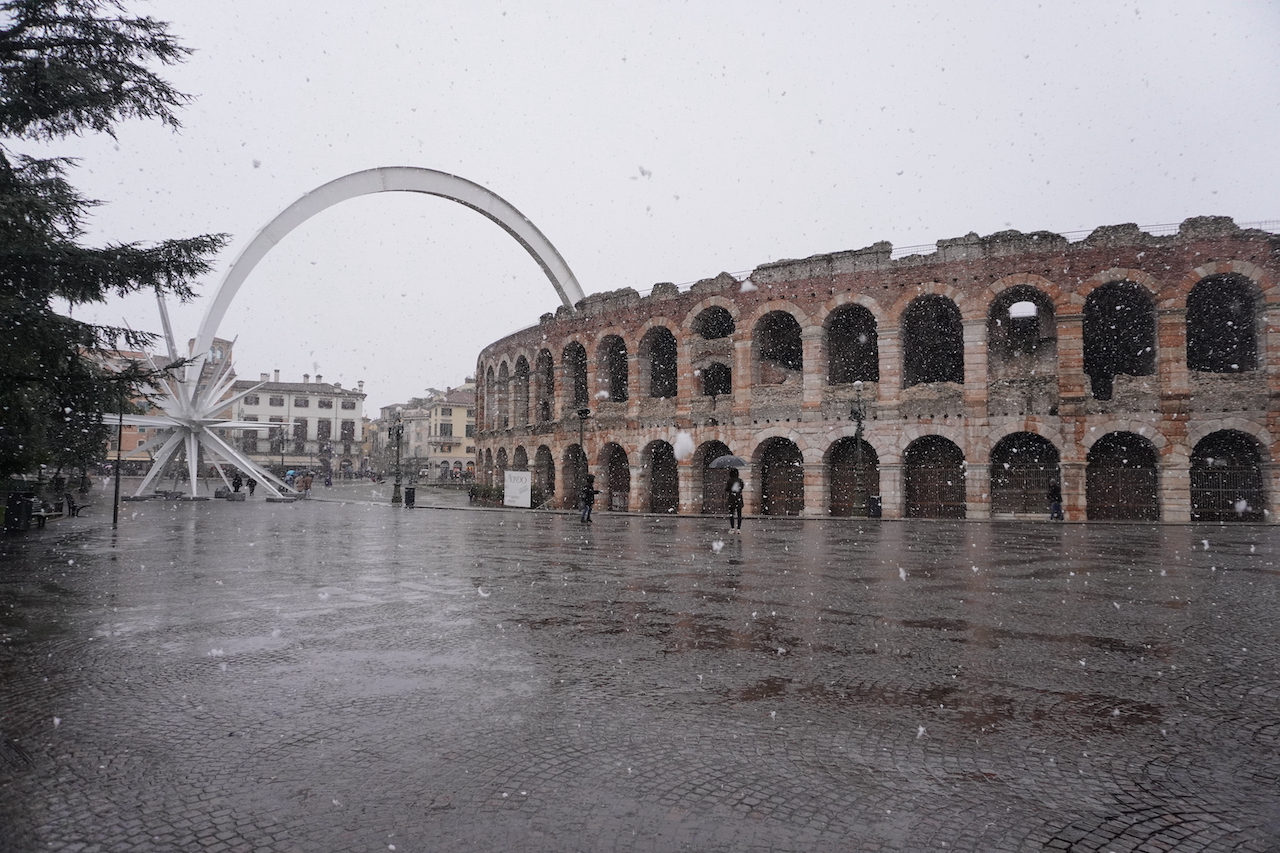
[478,429,1269,522]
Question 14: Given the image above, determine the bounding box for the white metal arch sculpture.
[124,167,585,499]
[191,166,585,361]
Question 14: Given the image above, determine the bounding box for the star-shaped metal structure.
[119,297,293,499]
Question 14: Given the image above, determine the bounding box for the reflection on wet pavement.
[1,501,1277,851]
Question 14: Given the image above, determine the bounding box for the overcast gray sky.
[58,0,1280,410]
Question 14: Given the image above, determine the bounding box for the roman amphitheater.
[474,216,1278,522]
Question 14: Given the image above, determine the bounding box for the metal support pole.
[391,408,404,506]
[577,407,590,491]
[112,384,124,527]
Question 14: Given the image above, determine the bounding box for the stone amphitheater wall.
[476,217,1280,522]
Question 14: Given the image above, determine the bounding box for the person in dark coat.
[725,467,745,532]
[245,477,256,497]
[231,473,243,493]
[580,474,601,523]
[1048,479,1063,520]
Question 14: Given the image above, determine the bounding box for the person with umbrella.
[711,454,747,533]
[579,474,601,524]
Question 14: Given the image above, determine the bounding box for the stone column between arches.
[966,460,991,520]
[1158,307,1190,400]
[1061,461,1086,522]
[1160,450,1192,523]
[962,317,989,417]
[741,465,758,516]
[677,458,699,515]
[1056,314,1087,404]
[801,329,824,416]
[877,328,902,401]
[878,463,903,519]
[802,461,827,518]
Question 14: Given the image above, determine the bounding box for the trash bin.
[403,487,416,508]
[5,492,34,532]
[868,494,882,518]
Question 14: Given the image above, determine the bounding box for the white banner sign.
[504,470,532,508]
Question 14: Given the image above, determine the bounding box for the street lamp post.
[577,407,591,497]
[112,383,124,527]
[850,381,866,516]
[390,407,405,506]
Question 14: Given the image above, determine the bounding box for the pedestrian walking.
[231,473,243,493]
[579,474,600,523]
[246,476,256,497]
[725,468,745,532]
[1048,479,1063,520]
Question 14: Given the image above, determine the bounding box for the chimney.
[303,374,309,383]
[334,381,342,389]
[260,373,269,382]
[273,369,280,382]
[358,380,365,392]
[315,374,322,384]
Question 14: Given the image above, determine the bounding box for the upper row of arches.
[480,272,1268,426]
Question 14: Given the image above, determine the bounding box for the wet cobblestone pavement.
[2,499,1278,852]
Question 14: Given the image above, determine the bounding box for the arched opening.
[495,447,509,485]
[465,460,475,481]
[534,444,555,502]
[496,362,510,429]
[534,349,555,423]
[438,460,450,481]
[601,443,630,511]
[987,287,1056,375]
[483,366,496,430]
[696,440,733,514]
[1083,281,1155,401]
[513,357,530,427]
[598,335,629,403]
[758,437,804,516]
[827,437,879,517]
[639,326,678,398]
[512,445,528,471]
[902,295,964,387]
[754,311,803,384]
[1086,432,1158,520]
[826,304,879,384]
[644,440,679,513]
[904,435,966,518]
[989,432,1060,515]
[483,448,494,487]
[563,341,588,408]
[562,445,586,509]
[1187,274,1258,373]
[693,306,735,340]
[702,362,732,398]
[1191,431,1265,521]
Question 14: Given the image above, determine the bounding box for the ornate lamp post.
[390,407,405,506]
[577,407,591,493]
[850,380,866,516]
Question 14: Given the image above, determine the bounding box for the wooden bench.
[65,494,89,517]
[31,508,59,528]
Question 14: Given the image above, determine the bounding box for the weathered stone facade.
[476,217,1280,522]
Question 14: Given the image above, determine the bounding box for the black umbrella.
[709,454,747,468]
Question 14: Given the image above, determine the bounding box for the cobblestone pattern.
[1,502,1278,851]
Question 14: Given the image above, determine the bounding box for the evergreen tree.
[0,0,225,479]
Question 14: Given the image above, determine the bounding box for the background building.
[228,371,367,477]
[369,382,476,482]
[475,216,1279,522]
[403,382,476,482]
